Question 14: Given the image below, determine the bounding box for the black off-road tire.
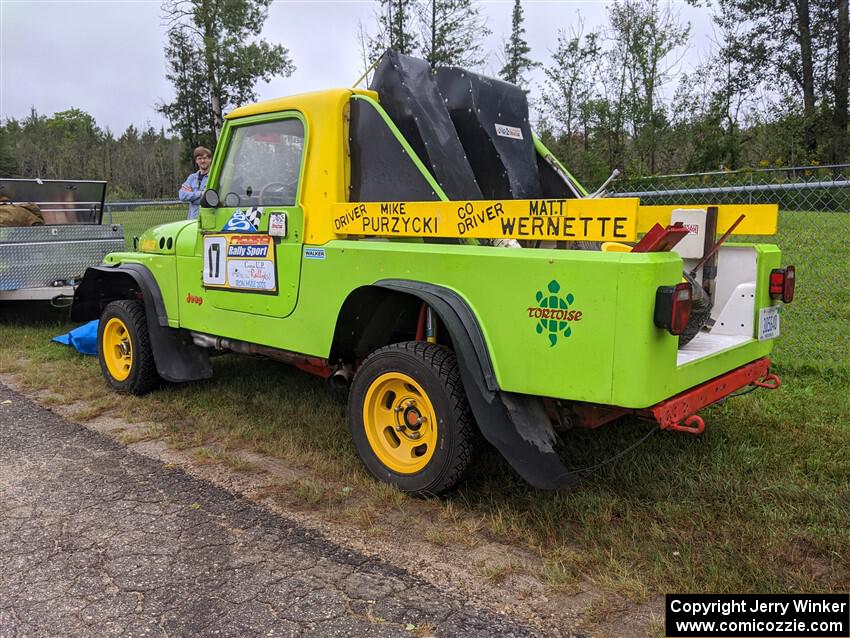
[679,272,713,347]
[348,342,477,496]
[97,299,162,395]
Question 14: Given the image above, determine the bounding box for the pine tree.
[0,127,18,177]
[160,0,295,140]
[419,0,490,69]
[368,0,419,61]
[499,0,538,87]
[157,30,214,153]
[541,25,601,160]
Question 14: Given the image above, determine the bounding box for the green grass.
[455,364,849,595]
[1,208,847,608]
[1,315,846,602]
[761,210,850,363]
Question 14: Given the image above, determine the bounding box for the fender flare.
[375,279,577,489]
[72,264,212,383]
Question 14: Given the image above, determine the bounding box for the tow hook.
[660,372,780,436]
[753,373,781,389]
[662,414,705,436]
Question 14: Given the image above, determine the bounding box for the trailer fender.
[72,265,212,383]
[375,279,577,489]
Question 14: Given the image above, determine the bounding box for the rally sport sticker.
[202,234,276,292]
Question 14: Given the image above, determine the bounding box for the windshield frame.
[211,110,308,209]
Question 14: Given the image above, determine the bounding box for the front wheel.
[348,342,477,496]
[97,299,161,395]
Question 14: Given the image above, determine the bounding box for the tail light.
[769,266,795,303]
[654,282,692,335]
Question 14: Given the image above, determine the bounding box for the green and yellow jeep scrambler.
[72,53,794,494]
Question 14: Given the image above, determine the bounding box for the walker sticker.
[203,234,276,292]
[528,280,582,347]
[330,199,638,242]
[495,123,524,140]
[304,247,325,260]
[221,207,263,232]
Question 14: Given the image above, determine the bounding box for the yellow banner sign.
[637,204,779,235]
[331,198,640,242]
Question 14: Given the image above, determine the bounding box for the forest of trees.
[1,0,847,197]
[536,0,850,185]
[0,109,185,200]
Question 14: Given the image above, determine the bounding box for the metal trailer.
[0,179,124,303]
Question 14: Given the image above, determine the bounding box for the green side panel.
[114,235,781,408]
[314,243,628,403]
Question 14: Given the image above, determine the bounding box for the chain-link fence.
[103,200,186,250]
[609,165,850,364]
[105,168,848,365]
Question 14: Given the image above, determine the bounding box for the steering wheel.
[259,181,294,205]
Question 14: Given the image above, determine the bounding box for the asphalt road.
[0,382,539,638]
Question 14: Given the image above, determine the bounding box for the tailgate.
[609,243,782,409]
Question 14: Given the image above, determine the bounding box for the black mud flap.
[73,265,212,383]
[146,320,212,383]
[495,392,577,489]
[376,279,577,489]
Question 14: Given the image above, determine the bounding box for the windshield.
[217,118,305,207]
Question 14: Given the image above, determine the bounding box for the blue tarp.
[52,320,98,356]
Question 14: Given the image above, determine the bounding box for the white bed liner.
[677,332,752,367]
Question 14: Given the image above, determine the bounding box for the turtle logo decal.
[527,280,583,347]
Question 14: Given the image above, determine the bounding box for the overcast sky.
[0,0,714,134]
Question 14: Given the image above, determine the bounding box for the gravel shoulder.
[0,381,544,638]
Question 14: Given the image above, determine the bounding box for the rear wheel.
[97,299,161,394]
[348,342,476,496]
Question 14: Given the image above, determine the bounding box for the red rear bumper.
[639,357,779,434]
[572,357,780,434]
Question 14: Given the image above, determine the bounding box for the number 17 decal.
[203,236,227,286]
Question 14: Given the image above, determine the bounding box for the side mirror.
[202,189,220,208]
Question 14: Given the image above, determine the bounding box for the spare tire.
[680,271,712,347]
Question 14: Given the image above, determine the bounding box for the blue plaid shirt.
[179,171,209,220]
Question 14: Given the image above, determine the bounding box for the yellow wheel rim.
[102,317,133,382]
[362,372,438,474]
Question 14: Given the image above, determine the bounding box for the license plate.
[758,305,780,340]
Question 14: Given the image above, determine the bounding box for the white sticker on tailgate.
[758,305,780,340]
